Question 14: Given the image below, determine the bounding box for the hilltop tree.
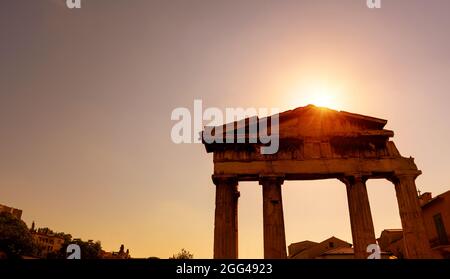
[169,248,193,259]
[71,239,102,259]
[0,212,36,259]
[48,237,102,259]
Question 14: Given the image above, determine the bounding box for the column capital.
[212,174,238,186]
[387,170,422,185]
[258,174,285,186]
[338,173,370,185]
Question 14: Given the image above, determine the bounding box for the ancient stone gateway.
[202,105,433,259]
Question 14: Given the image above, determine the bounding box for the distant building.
[316,246,358,259]
[288,236,352,259]
[100,244,131,259]
[378,190,450,259]
[420,190,450,258]
[289,236,390,259]
[0,203,22,219]
[378,229,404,258]
[289,236,353,259]
[30,225,66,258]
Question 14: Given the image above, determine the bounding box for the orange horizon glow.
[283,78,345,111]
[2,0,450,259]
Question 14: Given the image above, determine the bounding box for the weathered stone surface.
[259,175,287,259]
[391,174,434,258]
[204,105,433,259]
[213,175,239,259]
[340,175,376,259]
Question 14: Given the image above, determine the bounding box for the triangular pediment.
[275,105,390,138]
[202,105,393,148]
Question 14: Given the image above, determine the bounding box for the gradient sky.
[1,0,449,258]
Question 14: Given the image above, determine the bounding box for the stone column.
[213,175,239,259]
[259,175,287,259]
[391,173,433,258]
[340,175,376,259]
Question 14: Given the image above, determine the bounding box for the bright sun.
[309,91,333,108]
[303,84,337,109]
[284,79,344,111]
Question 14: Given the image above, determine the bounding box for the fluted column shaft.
[392,174,433,258]
[259,175,287,259]
[341,175,376,259]
[213,175,239,259]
